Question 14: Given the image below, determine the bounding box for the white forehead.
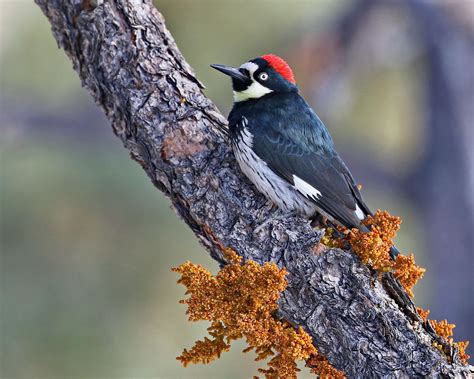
[239,62,259,75]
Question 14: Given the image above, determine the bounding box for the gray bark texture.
[35,0,471,378]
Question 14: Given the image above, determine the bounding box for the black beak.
[210,64,248,82]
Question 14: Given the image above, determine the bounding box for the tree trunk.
[35,1,471,377]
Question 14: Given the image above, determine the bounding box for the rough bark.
[35,1,471,377]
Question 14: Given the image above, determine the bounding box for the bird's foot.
[312,216,346,239]
[258,200,279,215]
[310,213,327,228]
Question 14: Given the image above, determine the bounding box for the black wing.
[248,96,371,228]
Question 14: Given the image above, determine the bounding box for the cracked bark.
[35,1,471,378]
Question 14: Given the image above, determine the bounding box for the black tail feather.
[389,245,400,260]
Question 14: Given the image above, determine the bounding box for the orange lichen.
[393,254,425,297]
[346,210,424,296]
[348,210,400,272]
[428,319,470,364]
[318,209,471,366]
[177,322,230,365]
[306,354,346,378]
[173,249,343,378]
[320,228,345,249]
[429,319,455,339]
[416,307,430,322]
[455,341,470,363]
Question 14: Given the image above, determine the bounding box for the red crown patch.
[261,54,296,84]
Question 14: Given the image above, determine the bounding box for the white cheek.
[240,62,259,74]
[234,81,273,102]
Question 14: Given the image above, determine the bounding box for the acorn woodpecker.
[211,54,398,258]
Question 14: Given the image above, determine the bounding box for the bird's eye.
[258,72,269,81]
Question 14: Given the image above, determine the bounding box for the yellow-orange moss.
[334,211,471,364]
[393,254,425,297]
[306,354,346,378]
[320,228,345,249]
[455,341,470,363]
[348,210,400,272]
[430,319,455,339]
[416,307,470,364]
[346,210,424,296]
[416,307,430,322]
[428,318,470,364]
[173,249,344,378]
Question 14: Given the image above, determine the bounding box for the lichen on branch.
[327,209,469,365]
[417,307,470,364]
[173,249,344,378]
[347,210,425,296]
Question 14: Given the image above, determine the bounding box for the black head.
[211,54,297,102]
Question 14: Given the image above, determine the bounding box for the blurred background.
[1,0,473,377]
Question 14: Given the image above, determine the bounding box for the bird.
[211,54,399,259]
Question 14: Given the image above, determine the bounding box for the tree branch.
[35,0,470,377]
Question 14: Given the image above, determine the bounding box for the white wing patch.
[355,204,365,220]
[293,175,322,201]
